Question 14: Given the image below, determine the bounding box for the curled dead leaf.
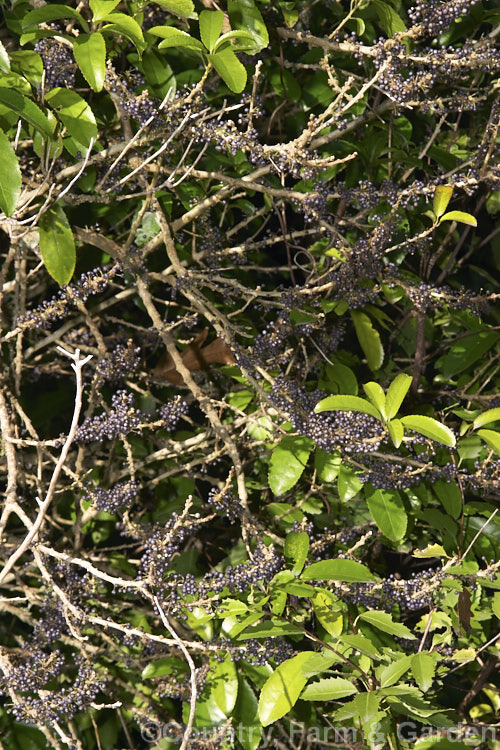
[153,327,236,385]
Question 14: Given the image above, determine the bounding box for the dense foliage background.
[0,0,499,748]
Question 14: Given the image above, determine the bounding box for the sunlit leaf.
[72,33,106,92]
[301,559,377,582]
[433,185,453,218]
[350,310,384,371]
[268,435,313,496]
[400,415,456,447]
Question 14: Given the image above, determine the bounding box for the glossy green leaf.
[433,185,453,218]
[0,41,10,74]
[228,0,269,52]
[357,610,416,639]
[472,407,500,430]
[142,656,185,679]
[301,558,376,582]
[89,0,120,22]
[237,620,303,639]
[314,395,381,420]
[377,654,412,688]
[72,33,106,92]
[372,0,406,35]
[411,652,436,693]
[385,373,412,419]
[439,210,477,227]
[0,129,21,216]
[209,49,247,93]
[363,381,387,419]
[210,653,238,715]
[337,464,363,501]
[311,591,343,637]
[477,429,500,456]
[151,25,205,51]
[322,363,358,395]
[101,13,145,52]
[268,435,313,496]
[214,30,256,54]
[38,204,76,285]
[45,88,97,156]
[437,331,499,377]
[234,676,261,750]
[301,677,357,701]
[400,415,456,447]
[366,488,407,541]
[0,88,53,137]
[154,0,196,17]
[199,10,224,53]
[22,4,89,32]
[339,634,381,658]
[350,310,384,371]
[284,531,309,575]
[258,652,315,726]
[314,449,341,483]
[388,418,404,448]
[433,479,462,519]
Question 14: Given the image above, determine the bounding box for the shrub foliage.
[0,0,499,748]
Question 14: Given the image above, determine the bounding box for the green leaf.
[89,0,120,22]
[199,10,223,53]
[301,559,377,583]
[72,33,106,92]
[227,0,269,52]
[366,488,407,541]
[0,129,21,216]
[142,656,185,679]
[376,654,412,688]
[22,4,89,32]
[209,49,247,93]
[472,407,500,430]
[439,210,477,227]
[234,677,261,750]
[38,204,76,285]
[322,363,358,395]
[387,418,404,448]
[411,652,436,692]
[413,543,448,558]
[258,652,317,726]
[350,310,384,371]
[314,449,341,483]
[477,429,500,456]
[311,591,343,637]
[433,479,462,519]
[437,331,499,377]
[0,41,11,74]
[385,373,412,420]
[151,25,205,51]
[433,185,453,218]
[372,0,406,35]
[284,531,309,575]
[362,382,387,419]
[300,677,357,701]
[101,13,145,52]
[209,653,238,715]
[268,435,313,496]
[337,464,362,502]
[0,87,53,137]
[338,634,381,658]
[214,30,257,54]
[153,0,196,18]
[400,415,456,447]
[314,395,382,420]
[357,611,416,639]
[45,88,97,156]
